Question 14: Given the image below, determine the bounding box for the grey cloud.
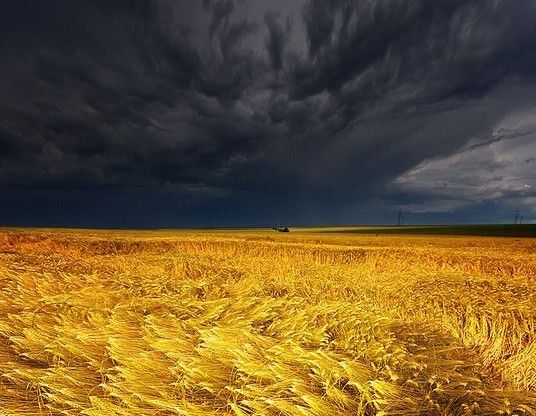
[264,11,292,73]
[392,111,536,215]
[205,0,235,39]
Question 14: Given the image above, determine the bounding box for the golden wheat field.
[0,228,535,415]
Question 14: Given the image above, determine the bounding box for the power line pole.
[514,209,520,224]
[397,209,403,226]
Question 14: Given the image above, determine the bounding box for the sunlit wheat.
[0,229,534,415]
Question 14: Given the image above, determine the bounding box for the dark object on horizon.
[273,227,290,232]
[514,209,520,224]
[396,210,405,226]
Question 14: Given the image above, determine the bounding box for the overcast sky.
[1,0,535,227]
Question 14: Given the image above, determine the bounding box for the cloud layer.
[1,0,535,225]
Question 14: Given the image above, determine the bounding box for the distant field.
[295,224,536,238]
[0,228,535,415]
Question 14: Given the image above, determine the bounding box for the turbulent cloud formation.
[1,0,535,226]
[393,106,536,216]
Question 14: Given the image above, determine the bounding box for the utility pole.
[514,209,520,224]
[397,209,403,226]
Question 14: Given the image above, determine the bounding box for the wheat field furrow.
[0,229,535,415]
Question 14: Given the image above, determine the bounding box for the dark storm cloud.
[295,0,536,99]
[1,0,536,226]
[264,11,291,73]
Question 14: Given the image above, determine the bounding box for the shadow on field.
[314,224,536,238]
